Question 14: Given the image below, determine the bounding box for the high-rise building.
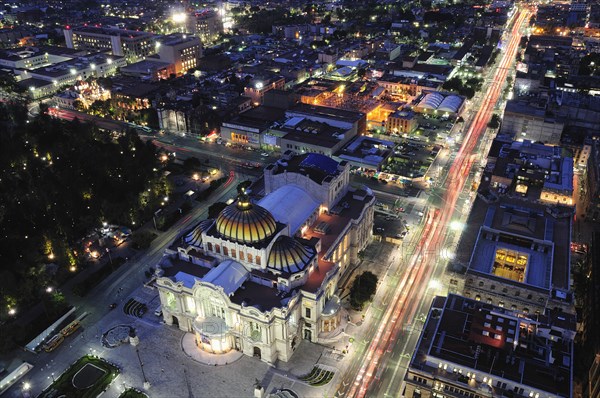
[187,10,222,44]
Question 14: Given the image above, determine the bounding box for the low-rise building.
[120,59,175,80]
[501,100,565,145]
[157,33,203,76]
[17,53,125,99]
[335,136,395,170]
[405,294,575,398]
[243,76,285,105]
[64,26,156,63]
[484,138,574,206]
[457,194,573,315]
[386,109,418,134]
[0,46,83,70]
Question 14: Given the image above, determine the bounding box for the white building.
[155,152,374,363]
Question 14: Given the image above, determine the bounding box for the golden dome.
[216,198,277,244]
[267,236,314,273]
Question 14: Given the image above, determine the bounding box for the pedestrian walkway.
[180,333,243,366]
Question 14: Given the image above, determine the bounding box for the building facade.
[188,10,222,44]
[157,34,203,76]
[64,26,156,63]
[155,152,374,364]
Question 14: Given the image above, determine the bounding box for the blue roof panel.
[299,153,339,176]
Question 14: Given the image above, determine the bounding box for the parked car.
[261,152,269,157]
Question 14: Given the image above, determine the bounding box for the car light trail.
[338,8,531,398]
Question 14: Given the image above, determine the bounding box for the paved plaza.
[7,284,343,398]
[4,239,411,398]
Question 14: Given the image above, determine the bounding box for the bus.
[43,335,64,352]
[60,320,81,337]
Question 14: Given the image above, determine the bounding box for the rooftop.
[289,103,365,124]
[267,152,345,185]
[458,196,571,291]
[278,117,349,149]
[411,294,573,397]
[486,139,574,198]
[336,136,395,169]
[69,25,154,39]
[158,33,201,47]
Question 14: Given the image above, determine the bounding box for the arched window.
[239,252,245,261]
[207,242,213,251]
[247,253,253,263]
[223,246,228,256]
[231,249,236,258]
[255,255,261,265]
[215,244,221,254]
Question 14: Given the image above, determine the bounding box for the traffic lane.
[342,9,530,396]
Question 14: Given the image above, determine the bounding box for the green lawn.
[39,355,119,398]
[119,388,148,398]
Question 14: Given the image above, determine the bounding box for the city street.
[331,7,531,398]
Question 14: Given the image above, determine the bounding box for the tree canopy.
[0,102,169,317]
[350,271,378,310]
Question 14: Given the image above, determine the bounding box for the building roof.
[411,294,573,397]
[289,103,365,123]
[438,94,463,113]
[69,25,154,39]
[183,219,214,248]
[267,152,345,185]
[267,236,315,274]
[418,92,444,109]
[215,197,278,245]
[258,184,319,235]
[201,259,249,296]
[459,196,571,292]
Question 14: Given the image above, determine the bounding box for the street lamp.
[45,286,53,293]
[449,220,463,231]
[8,307,16,316]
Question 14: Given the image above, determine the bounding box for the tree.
[236,180,252,194]
[487,114,501,129]
[183,157,203,173]
[350,271,378,310]
[208,202,228,219]
[73,99,85,112]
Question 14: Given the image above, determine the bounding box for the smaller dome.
[267,236,314,273]
[184,219,213,247]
